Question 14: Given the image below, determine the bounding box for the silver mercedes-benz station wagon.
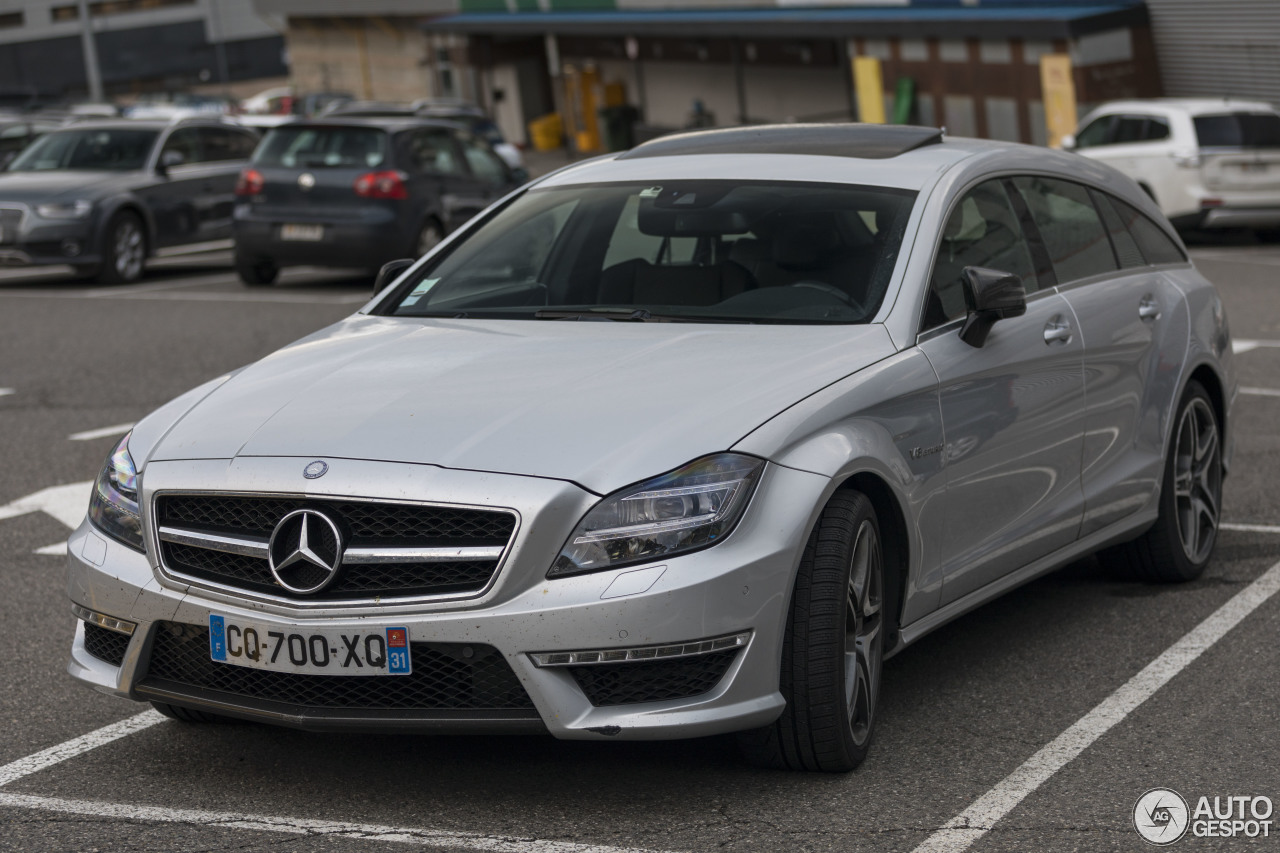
[68,125,1236,772]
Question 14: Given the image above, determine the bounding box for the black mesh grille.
[142,622,534,711]
[155,494,514,601]
[83,622,131,667]
[162,542,497,600]
[569,649,740,706]
[157,495,515,546]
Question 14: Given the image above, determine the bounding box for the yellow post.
[1039,53,1078,148]
[853,56,886,124]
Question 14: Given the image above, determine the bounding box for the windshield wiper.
[533,308,747,323]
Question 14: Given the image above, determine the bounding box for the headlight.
[549,453,764,577]
[87,433,144,552]
[36,200,93,219]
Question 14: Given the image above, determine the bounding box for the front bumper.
[68,456,829,739]
[0,207,100,267]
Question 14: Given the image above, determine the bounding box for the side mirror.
[959,266,1026,348]
[373,258,415,295]
[157,149,185,175]
[1059,134,1077,152]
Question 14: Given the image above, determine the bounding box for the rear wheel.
[415,219,445,257]
[738,490,883,772]
[236,255,279,286]
[97,212,147,284]
[150,701,237,724]
[1104,381,1221,582]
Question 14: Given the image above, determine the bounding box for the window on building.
[51,0,196,20]
[0,12,23,28]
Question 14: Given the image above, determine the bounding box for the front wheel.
[738,490,884,772]
[97,212,147,284]
[1104,381,1222,582]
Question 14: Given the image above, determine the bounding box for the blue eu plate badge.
[209,615,227,661]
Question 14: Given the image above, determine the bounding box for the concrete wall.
[285,18,434,102]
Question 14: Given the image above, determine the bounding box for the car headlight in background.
[549,453,764,577]
[87,433,143,552]
[36,199,94,220]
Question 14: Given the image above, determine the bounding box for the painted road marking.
[911,556,1280,853]
[1222,522,1280,534]
[0,711,165,787]
[1241,386,1280,398]
[0,793,669,853]
[0,388,12,397]
[1232,339,1280,355]
[68,423,135,441]
[0,481,92,529]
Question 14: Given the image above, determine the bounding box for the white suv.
[1064,99,1280,235]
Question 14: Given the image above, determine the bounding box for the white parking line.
[68,423,135,441]
[0,711,165,787]
[0,712,668,853]
[0,388,12,397]
[1232,339,1280,355]
[1222,522,1280,534]
[1241,386,1280,398]
[911,556,1280,853]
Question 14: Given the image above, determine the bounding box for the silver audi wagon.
[67,125,1236,772]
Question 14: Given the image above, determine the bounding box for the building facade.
[0,0,286,101]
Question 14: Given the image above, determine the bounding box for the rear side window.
[404,128,463,176]
[1011,177,1117,284]
[255,126,387,168]
[1092,191,1146,269]
[1194,113,1280,149]
[1093,192,1187,267]
[200,127,258,161]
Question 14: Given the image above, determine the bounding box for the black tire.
[1104,381,1222,583]
[413,218,445,257]
[236,255,279,286]
[738,490,884,772]
[97,211,147,285]
[150,701,236,724]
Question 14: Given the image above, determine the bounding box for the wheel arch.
[1187,362,1227,464]
[833,470,909,656]
[96,196,156,257]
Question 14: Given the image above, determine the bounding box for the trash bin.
[597,105,640,152]
[528,113,563,151]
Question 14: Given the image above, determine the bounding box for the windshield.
[1194,112,1280,149]
[383,180,916,324]
[8,128,158,171]
[255,126,387,168]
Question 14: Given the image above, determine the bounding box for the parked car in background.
[0,118,259,283]
[231,116,525,285]
[1065,99,1280,236]
[0,114,63,169]
[70,125,1234,773]
[324,99,525,170]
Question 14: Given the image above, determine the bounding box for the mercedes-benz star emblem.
[303,460,328,479]
[297,172,316,190]
[267,509,344,594]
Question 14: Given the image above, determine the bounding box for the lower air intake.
[569,648,740,706]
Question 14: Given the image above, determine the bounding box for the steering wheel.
[790,281,864,314]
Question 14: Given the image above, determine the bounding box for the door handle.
[1139,294,1161,322]
[1043,315,1072,345]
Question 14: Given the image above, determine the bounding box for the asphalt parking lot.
[0,242,1277,852]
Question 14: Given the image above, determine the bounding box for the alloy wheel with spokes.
[845,520,882,748]
[1172,396,1221,565]
[98,212,147,284]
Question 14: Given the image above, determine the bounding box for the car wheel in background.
[1103,381,1221,582]
[235,254,279,287]
[98,211,147,285]
[415,219,445,257]
[150,701,237,724]
[738,489,884,772]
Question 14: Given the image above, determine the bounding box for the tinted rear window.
[1193,113,1280,149]
[255,126,387,168]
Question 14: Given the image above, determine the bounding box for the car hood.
[147,315,897,494]
[0,170,129,203]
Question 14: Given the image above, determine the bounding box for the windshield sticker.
[400,278,439,307]
[639,186,663,198]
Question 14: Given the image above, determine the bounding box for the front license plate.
[209,615,411,676]
[279,223,324,241]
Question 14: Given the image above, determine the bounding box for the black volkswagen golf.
[0,118,259,283]
[231,117,525,286]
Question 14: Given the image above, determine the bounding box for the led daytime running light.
[530,631,750,667]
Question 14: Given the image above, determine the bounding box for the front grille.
[141,621,535,711]
[154,494,515,602]
[0,208,20,245]
[569,648,740,706]
[83,622,131,667]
